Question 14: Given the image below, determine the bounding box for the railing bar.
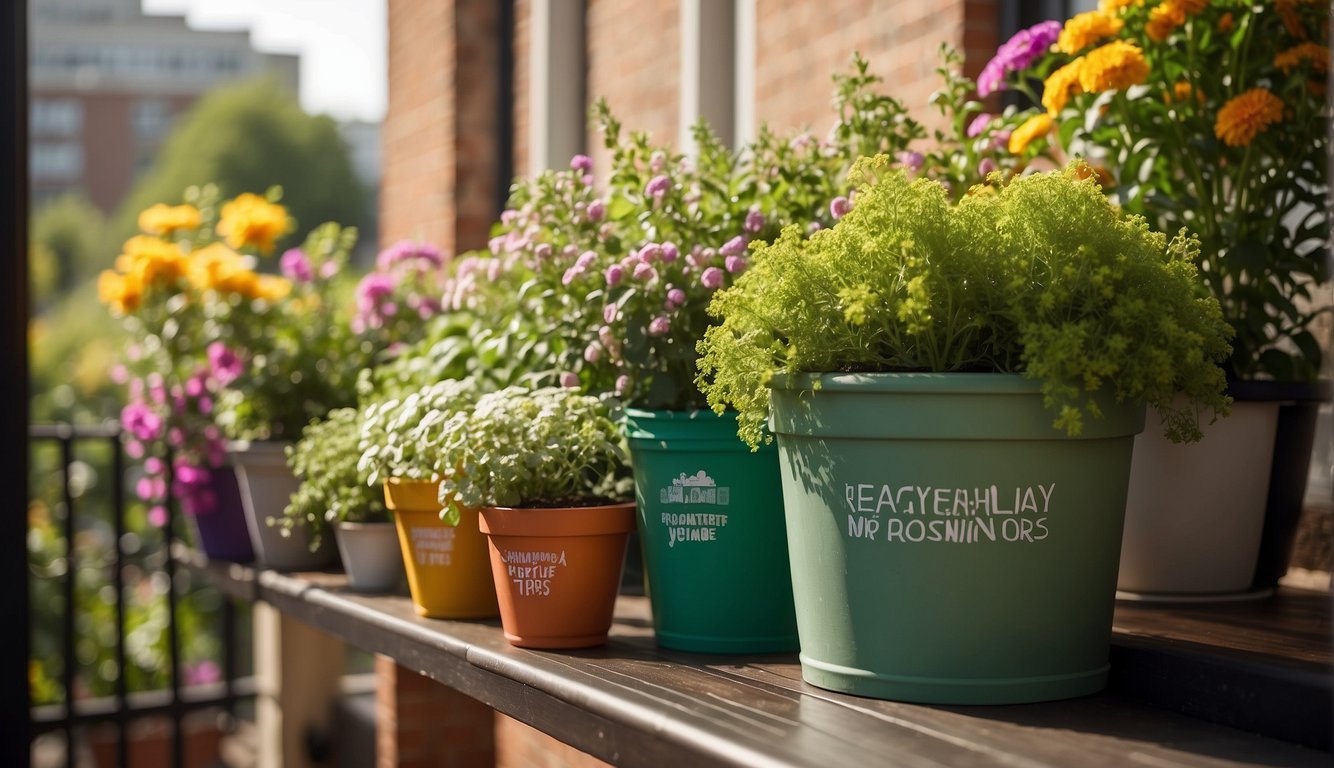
[30,423,122,440]
[163,448,184,768]
[223,596,238,720]
[59,436,77,768]
[30,675,261,732]
[110,434,128,768]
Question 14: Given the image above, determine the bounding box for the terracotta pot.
[480,502,636,649]
[383,478,498,618]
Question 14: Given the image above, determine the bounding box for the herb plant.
[282,407,387,550]
[435,387,632,523]
[356,377,481,493]
[698,160,1233,448]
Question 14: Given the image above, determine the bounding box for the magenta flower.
[977,20,1062,96]
[660,242,679,262]
[147,506,168,527]
[377,240,444,270]
[967,113,995,138]
[830,196,852,220]
[645,175,671,199]
[979,157,998,177]
[280,248,314,283]
[534,242,553,259]
[896,151,925,172]
[570,154,593,173]
[725,256,748,274]
[319,259,339,279]
[701,267,725,290]
[603,304,618,324]
[560,372,580,388]
[648,316,671,336]
[744,207,765,233]
[136,477,156,501]
[720,236,747,257]
[584,343,601,363]
[145,456,164,475]
[633,262,657,282]
[666,288,686,307]
[561,266,582,286]
[121,402,163,442]
[587,199,605,221]
[184,660,221,686]
[639,243,662,262]
[576,251,598,269]
[604,264,624,286]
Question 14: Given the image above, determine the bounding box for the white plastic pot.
[334,521,404,592]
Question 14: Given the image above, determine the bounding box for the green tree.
[30,193,107,307]
[113,76,367,251]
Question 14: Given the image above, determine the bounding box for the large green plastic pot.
[769,373,1144,704]
[624,409,799,653]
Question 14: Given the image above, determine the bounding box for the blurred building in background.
[29,0,299,212]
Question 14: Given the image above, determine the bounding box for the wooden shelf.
[176,547,1331,767]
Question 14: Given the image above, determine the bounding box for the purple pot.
[186,468,255,562]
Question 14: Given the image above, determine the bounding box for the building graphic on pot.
[661,470,730,506]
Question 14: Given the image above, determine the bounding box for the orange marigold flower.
[1275,0,1307,40]
[1214,88,1285,147]
[1072,162,1117,189]
[137,203,201,236]
[1177,0,1207,13]
[217,193,291,254]
[1218,12,1234,33]
[1275,42,1329,73]
[1057,10,1124,54]
[1146,2,1186,42]
[1078,41,1150,93]
[1043,58,1086,115]
[1165,80,1204,103]
[1009,113,1054,154]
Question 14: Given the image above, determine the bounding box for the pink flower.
[584,343,601,363]
[633,262,657,282]
[648,316,671,336]
[660,242,679,262]
[896,151,925,172]
[701,267,724,290]
[136,477,156,501]
[147,506,168,527]
[830,196,852,220]
[110,365,128,384]
[650,151,667,173]
[570,154,593,173]
[560,372,580,388]
[967,113,994,138]
[145,457,164,475]
[576,251,598,269]
[604,264,624,286]
[603,305,618,324]
[639,243,662,262]
[598,326,616,347]
[197,396,213,415]
[562,266,582,286]
[319,259,339,279]
[725,256,748,274]
[978,157,998,177]
[744,207,765,233]
[587,199,605,221]
[185,374,206,398]
[666,288,686,307]
[167,428,185,448]
[125,440,144,459]
[615,375,630,395]
[645,175,671,199]
[121,402,163,442]
[720,236,747,257]
[534,242,553,259]
[184,660,221,686]
[280,248,313,283]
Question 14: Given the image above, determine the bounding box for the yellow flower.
[1165,80,1204,103]
[252,275,293,301]
[97,269,142,313]
[1214,88,1285,147]
[1079,41,1149,93]
[1098,0,1139,11]
[115,235,188,287]
[1073,163,1116,189]
[188,242,251,293]
[1043,58,1086,115]
[217,193,291,254]
[137,203,201,236]
[1009,113,1053,154]
[1275,42,1329,74]
[1057,10,1124,54]
[1146,2,1186,42]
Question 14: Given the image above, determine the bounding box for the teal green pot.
[624,409,799,653]
[769,373,1144,704]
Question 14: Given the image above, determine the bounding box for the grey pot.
[230,440,338,572]
[335,521,405,592]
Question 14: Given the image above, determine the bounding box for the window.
[132,98,172,140]
[30,99,83,137]
[30,142,84,181]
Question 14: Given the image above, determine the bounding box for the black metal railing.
[28,423,251,768]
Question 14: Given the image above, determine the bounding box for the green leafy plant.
[435,387,632,523]
[356,378,482,493]
[282,407,387,550]
[991,1,1330,381]
[698,160,1233,448]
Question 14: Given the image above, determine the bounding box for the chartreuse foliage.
[698,160,1233,449]
[282,407,387,550]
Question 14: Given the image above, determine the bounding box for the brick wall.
[375,656,496,768]
[513,0,530,178]
[585,0,680,167]
[495,715,611,768]
[753,0,997,136]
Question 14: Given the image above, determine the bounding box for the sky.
[140,0,387,122]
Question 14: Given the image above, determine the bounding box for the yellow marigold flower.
[115,235,188,287]
[1098,0,1138,11]
[137,203,201,236]
[97,269,142,313]
[1275,42,1329,73]
[1079,41,1149,93]
[1166,80,1204,103]
[1043,58,1086,115]
[1009,113,1053,154]
[252,275,293,301]
[217,193,290,254]
[1146,2,1186,42]
[1058,10,1124,54]
[1073,163,1117,189]
[188,242,250,292]
[1218,12,1234,33]
[1214,88,1285,147]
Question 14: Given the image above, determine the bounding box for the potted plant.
[990,3,1331,595]
[282,407,403,592]
[434,386,635,649]
[357,378,499,619]
[697,160,1232,704]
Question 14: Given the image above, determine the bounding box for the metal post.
[111,436,128,768]
[163,450,184,768]
[60,436,77,768]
